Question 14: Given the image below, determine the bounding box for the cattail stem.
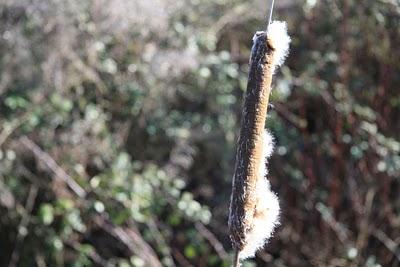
[233,249,240,267]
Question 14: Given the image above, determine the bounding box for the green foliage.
[1,0,399,266]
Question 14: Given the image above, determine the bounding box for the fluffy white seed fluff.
[238,131,280,259]
[237,23,290,261]
[267,21,291,70]
[236,21,289,261]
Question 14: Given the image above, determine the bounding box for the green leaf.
[39,204,54,225]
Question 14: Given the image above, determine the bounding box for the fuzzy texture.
[267,21,291,70]
[249,21,290,71]
[229,20,290,263]
[238,131,280,259]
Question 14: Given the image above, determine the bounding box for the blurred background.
[0,0,399,266]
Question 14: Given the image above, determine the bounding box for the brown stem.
[20,136,86,198]
[9,186,38,267]
[233,249,240,267]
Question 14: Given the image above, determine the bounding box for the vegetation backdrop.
[0,0,399,266]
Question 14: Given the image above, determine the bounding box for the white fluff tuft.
[257,130,274,180]
[234,21,289,260]
[239,179,280,259]
[262,130,274,160]
[239,131,280,260]
[267,21,291,69]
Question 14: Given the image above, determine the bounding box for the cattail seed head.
[229,21,290,263]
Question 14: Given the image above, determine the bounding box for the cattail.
[228,21,290,265]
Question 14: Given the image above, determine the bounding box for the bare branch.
[371,228,400,262]
[195,222,228,260]
[20,136,86,198]
[93,216,163,267]
[8,185,38,267]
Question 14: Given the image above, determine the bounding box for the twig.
[274,102,307,131]
[93,216,163,267]
[8,185,39,267]
[153,186,229,263]
[18,165,49,189]
[210,3,251,37]
[20,136,161,266]
[20,136,86,198]
[355,189,375,264]
[35,253,47,267]
[171,249,194,267]
[195,222,228,260]
[147,219,176,267]
[67,51,108,94]
[315,203,349,244]
[0,116,28,148]
[233,249,240,267]
[65,240,109,267]
[371,227,400,262]
[0,179,15,209]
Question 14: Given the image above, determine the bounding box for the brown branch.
[0,115,28,148]
[34,253,46,267]
[147,219,176,267]
[0,179,15,209]
[233,250,240,267]
[152,185,227,264]
[19,136,163,265]
[65,240,108,267]
[8,185,38,267]
[20,136,86,198]
[19,137,162,266]
[371,227,400,262]
[171,249,194,267]
[315,203,350,244]
[355,189,376,265]
[274,102,307,131]
[195,222,228,260]
[93,216,163,267]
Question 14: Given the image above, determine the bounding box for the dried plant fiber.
[228,21,290,264]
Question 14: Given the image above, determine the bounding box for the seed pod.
[228,21,290,265]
